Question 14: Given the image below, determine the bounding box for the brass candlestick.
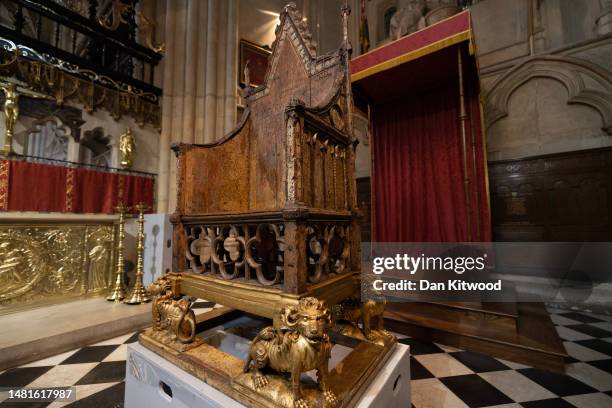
[107,203,130,302]
[124,202,151,304]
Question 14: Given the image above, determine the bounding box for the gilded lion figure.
[334,297,386,341]
[244,297,338,408]
[334,274,389,341]
[148,276,196,344]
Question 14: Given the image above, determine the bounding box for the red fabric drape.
[372,50,491,242]
[467,68,492,243]
[71,168,119,213]
[7,160,67,212]
[122,174,155,212]
[1,160,155,213]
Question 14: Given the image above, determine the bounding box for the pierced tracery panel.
[306,223,350,283]
[185,223,285,286]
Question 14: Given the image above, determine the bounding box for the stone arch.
[484,56,612,135]
[23,115,73,160]
[80,126,112,167]
[376,0,399,41]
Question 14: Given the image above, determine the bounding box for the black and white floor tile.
[2,304,612,408]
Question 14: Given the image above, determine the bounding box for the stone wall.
[79,106,160,174]
[354,110,371,179]
[472,0,612,161]
[344,0,612,168]
[154,0,239,213]
[2,101,159,174]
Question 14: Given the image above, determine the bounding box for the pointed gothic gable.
[248,2,347,108]
[239,3,353,210]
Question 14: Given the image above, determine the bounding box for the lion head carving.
[148,276,172,297]
[279,297,331,340]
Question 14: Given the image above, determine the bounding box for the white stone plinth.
[125,341,411,408]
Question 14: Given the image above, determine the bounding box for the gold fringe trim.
[65,167,75,212]
[0,160,9,211]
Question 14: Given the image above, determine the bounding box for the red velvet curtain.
[0,159,155,214]
[122,174,155,212]
[372,49,491,242]
[467,65,491,243]
[7,160,67,212]
[71,168,119,213]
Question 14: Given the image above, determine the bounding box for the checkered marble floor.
[2,304,612,408]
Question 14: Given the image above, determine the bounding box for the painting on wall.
[238,39,271,88]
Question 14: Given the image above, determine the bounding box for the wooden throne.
[169,8,360,320]
[140,4,395,408]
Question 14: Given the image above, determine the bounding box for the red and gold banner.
[0,159,155,214]
[351,10,471,82]
[70,167,120,214]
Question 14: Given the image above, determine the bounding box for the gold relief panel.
[0,222,116,313]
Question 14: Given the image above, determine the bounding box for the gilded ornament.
[333,274,391,345]
[0,222,115,312]
[0,38,161,128]
[2,84,18,155]
[329,105,345,131]
[86,228,114,292]
[148,276,197,344]
[138,12,165,54]
[119,127,136,169]
[98,0,131,31]
[244,297,338,408]
[0,230,43,302]
[333,297,388,344]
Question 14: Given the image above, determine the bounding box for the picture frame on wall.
[238,39,272,88]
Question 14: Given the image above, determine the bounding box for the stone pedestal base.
[125,342,411,408]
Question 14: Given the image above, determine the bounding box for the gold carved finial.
[124,202,151,304]
[107,202,130,302]
[119,127,135,169]
[2,84,19,156]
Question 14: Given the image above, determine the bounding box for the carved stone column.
[157,0,238,213]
